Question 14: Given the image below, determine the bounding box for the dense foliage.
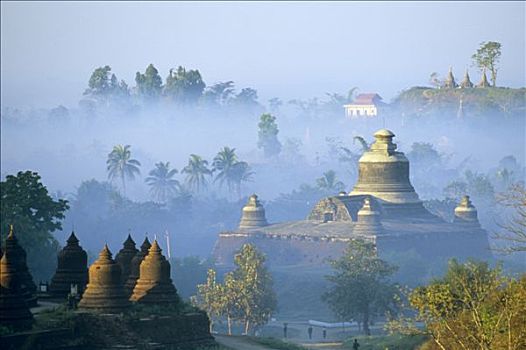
[410,260,526,350]
[0,171,69,280]
[195,244,277,335]
[323,240,401,335]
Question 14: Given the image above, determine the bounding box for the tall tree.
[194,269,224,333]
[181,154,212,193]
[212,147,254,198]
[410,260,526,350]
[145,161,180,203]
[164,66,206,105]
[212,146,238,193]
[0,171,69,280]
[257,113,282,158]
[316,170,345,193]
[230,88,261,113]
[201,81,235,107]
[106,145,141,195]
[135,63,163,101]
[84,65,112,100]
[323,239,400,335]
[84,65,129,106]
[233,244,277,334]
[494,183,526,253]
[230,161,254,198]
[472,41,502,87]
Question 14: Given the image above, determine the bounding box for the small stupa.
[124,237,151,296]
[477,69,491,88]
[78,245,130,313]
[444,67,458,89]
[459,69,473,88]
[454,195,480,227]
[130,240,179,305]
[115,234,139,284]
[49,231,88,297]
[0,248,34,330]
[2,226,37,306]
[239,194,268,230]
[353,197,383,236]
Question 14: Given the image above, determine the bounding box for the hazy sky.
[1,1,525,108]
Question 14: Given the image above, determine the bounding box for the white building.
[343,93,383,118]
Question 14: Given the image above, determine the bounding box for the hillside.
[391,86,526,119]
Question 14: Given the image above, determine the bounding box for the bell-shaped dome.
[454,195,480,227]
[350,129,421,206]
[0,248,34,330]
[124,237,151,296]
[1,226,37,306]
[49,231,88,297]
[130,240,179,305]
[353,197,383,236]
[239,194,268,230]
[115,234,139,284]
[78,245,130,313]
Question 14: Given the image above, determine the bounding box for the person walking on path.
[352,338,360,350]
[283,323,288,338]
[308,326,313,340]
[322,328,327,339]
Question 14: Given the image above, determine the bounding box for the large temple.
[213,129,492,270]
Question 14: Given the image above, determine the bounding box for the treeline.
[81,64,265,114]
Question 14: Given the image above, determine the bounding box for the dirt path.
[214,334,344,350]
[299,341,344,349]
[214,335,281,350]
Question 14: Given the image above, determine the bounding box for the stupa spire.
[130,239,180,305]
[78,245,130,313]
[459,69,473,88]
[444,66,458,88]
[50,231,88,298]
[477,68,491,88]
[2,226,37,306]
[0,250,34,330]
[124,237,151,296]
[115,234,139,284]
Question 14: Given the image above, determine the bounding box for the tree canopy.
[106,144,141,195]
[0,171,69,280]
[195,243,277,335]
[410,259,526,350]
[145,161,180,203]
[164,66,205,105]
[323,239,400,335]
[257,113,282,158]
[472,41,502,87]
[135,63,163,101]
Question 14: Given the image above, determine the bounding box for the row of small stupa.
[0,228,180,330]
[443,67,492,89]
[237,192,480,234]
[78,235,180,313]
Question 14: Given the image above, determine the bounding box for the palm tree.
[212,147,238,193]
[230,161,254,198]
[181,154,212,193]
[145,162,180,203]
[316,170,345,193]
[106,144,141,195]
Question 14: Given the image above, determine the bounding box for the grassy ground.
[343,334,429,350]
[247,336,309,350]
